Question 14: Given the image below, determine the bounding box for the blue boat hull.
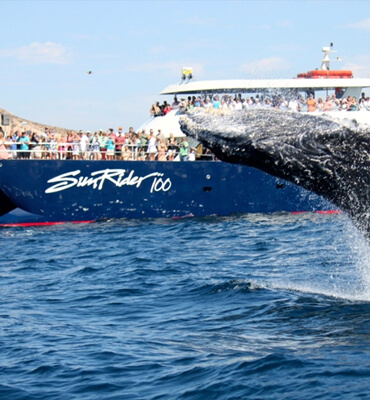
[0,160,337,225]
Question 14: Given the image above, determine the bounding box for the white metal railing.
[0,142,213,161]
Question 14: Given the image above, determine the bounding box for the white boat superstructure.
[147,45,370,130]
[160,77,370,98]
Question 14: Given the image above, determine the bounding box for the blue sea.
[1,212,369,400]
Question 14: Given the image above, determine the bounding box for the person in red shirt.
[115,130,126,160]
[163,102,172,115]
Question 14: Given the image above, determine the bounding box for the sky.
[1,0,370,132]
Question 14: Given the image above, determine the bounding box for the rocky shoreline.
[0,107,70,135]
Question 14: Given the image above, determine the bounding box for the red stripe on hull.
[0,220,96,227]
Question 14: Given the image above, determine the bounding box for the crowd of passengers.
[150,92,370,115]
[0,125,201,161]
[1,92,370,161]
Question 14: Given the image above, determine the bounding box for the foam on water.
[227,212,370,302]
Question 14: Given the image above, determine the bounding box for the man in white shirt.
[79,131,90,160]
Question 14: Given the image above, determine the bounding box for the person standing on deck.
[0,131,9,159]
[19,131,30,159]
[99,132,108,160]
[80,131,89,160]
[179,137,189,161]
[106,133,116,160]
[307,94,317,112]
[147,130,157,161]
[115,128,125,159]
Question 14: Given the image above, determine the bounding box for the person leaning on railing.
[0,131,9,159]
[137,147,146,161]
[121,145,132,161]
[157,140,167,161]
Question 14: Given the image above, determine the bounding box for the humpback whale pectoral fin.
[180,107,370,240]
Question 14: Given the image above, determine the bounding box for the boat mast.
[321,45,332,71]
[320,43,341,71]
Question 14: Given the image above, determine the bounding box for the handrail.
[0,141,214,161]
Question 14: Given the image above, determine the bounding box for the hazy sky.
[1,0,370,131]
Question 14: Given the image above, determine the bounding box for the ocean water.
[1,212,369,400]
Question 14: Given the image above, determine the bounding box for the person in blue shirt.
[212,95,221,109]
[11,131,19,158]
[106,134,115,160]
[19,131,30,159]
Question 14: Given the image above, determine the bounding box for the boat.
[0,44,369,227]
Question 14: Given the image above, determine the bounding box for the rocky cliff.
[0,108,70,136]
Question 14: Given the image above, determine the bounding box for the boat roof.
[160,78,370,95]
